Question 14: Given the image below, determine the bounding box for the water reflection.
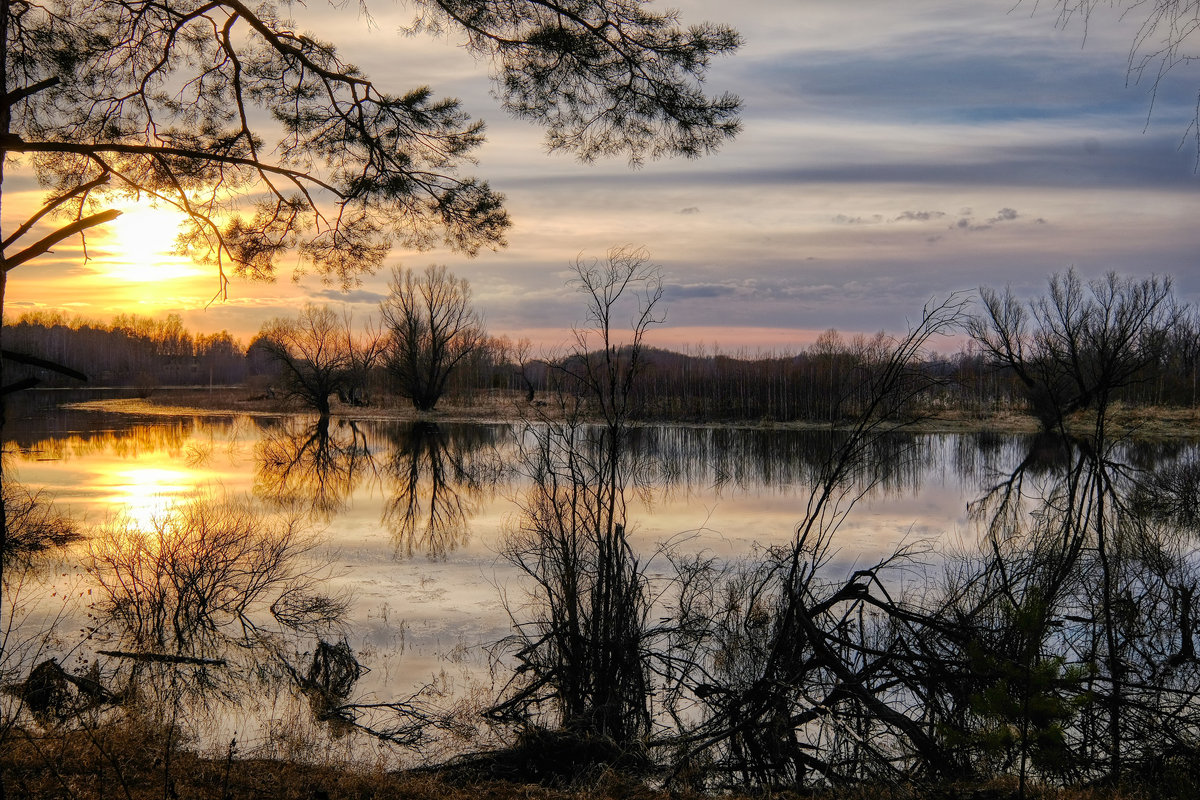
[7,409,1059,513]
[255,416,376,520]
[7,403,1200,768]
[5,412,198,462]
[629,426,932,497]
[946,429,1200,781]
[381,422,507,558]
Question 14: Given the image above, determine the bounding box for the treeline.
[230,268,1200,420]
[3,311,248,389]
[628,324,1200,422]
[8,274,1200,419]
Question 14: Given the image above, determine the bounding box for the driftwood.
[96,650,226,667]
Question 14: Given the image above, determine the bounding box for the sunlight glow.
[102,205,202,283]
[104,466,197,529]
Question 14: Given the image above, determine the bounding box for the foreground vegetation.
[0,718,1178,800]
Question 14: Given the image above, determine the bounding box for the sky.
[5,0,1199,352]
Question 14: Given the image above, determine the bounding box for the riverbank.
[66,386,1200,439]
[0,719,1174,800]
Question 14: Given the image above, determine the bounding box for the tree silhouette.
[257,304,356,418]
[381,264,484,412]
[0,0,741,384]
[968,269,1180,433]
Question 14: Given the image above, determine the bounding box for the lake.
[5,396,1193,763]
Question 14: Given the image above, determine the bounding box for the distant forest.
[5,306,1199,420]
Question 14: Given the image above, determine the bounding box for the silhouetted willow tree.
[968,269,1182,432]
[257,305,358,417]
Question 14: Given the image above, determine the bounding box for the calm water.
[7,399,1189,759]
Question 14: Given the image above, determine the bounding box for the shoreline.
[61,386,1200,439]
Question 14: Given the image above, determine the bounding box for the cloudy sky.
[7,0,1199,351]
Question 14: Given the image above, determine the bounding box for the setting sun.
[101,204,202,283]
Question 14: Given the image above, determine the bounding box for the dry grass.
[0,717,688,800]
[0,718,1181,800]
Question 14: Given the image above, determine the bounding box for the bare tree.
[493,334,540,402]
[968,269,1181,433]
[257,304,351,418]
[488,248,663,769]
[381,264,485,412]
[340,310,386,407]
[557,246,665,427]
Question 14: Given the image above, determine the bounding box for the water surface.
[10,400,1162,757]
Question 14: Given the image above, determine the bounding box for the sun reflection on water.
[102,466,199,529]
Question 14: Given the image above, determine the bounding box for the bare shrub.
[88,494,334,660]
[0,482,80,568]
[488,248,663,767]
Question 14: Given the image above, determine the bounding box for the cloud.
[832,214,883,225]
[894,210,947,222]
[951,207,1027,232]
[955,217,989,232]
[314,288,387,304]
[679,206,701,215]
[665,282,740,300]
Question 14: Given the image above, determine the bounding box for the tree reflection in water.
[81,487,480,751]
[936,429,1200,787]
[630,425,930,499]
[381,421,507,558]
[254,416,376,520]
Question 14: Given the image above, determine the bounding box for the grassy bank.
[66,386,1200,439]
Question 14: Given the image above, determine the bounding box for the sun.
[100,204,203,283]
